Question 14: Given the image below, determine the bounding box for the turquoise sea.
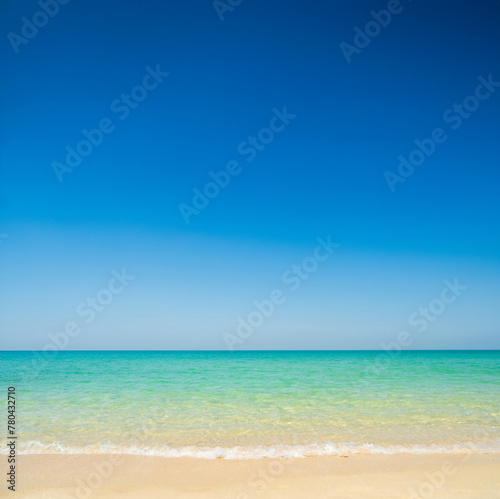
[1,351,499,459]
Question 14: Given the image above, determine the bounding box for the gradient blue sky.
[0,0,499,350]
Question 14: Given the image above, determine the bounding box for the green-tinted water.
[1,351,499,458]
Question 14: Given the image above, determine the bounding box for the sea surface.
[1,351,499,459]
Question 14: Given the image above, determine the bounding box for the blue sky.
[0,0,499,350]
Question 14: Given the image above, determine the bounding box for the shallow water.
[1,350,499,459]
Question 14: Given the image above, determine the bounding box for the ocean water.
[1,351,499,459]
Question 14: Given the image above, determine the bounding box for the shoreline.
[14,453,500,498]
[9,438,500,460]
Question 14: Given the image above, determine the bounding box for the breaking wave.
[4,440,500,460]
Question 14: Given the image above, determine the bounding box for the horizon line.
[2,349,499,353]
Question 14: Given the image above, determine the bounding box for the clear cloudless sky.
[0,0,499,350]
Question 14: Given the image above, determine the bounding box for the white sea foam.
[3,440,500,460]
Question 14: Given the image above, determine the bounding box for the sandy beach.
[14,453,500,498]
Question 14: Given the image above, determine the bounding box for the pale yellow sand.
[12,453,500,498]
